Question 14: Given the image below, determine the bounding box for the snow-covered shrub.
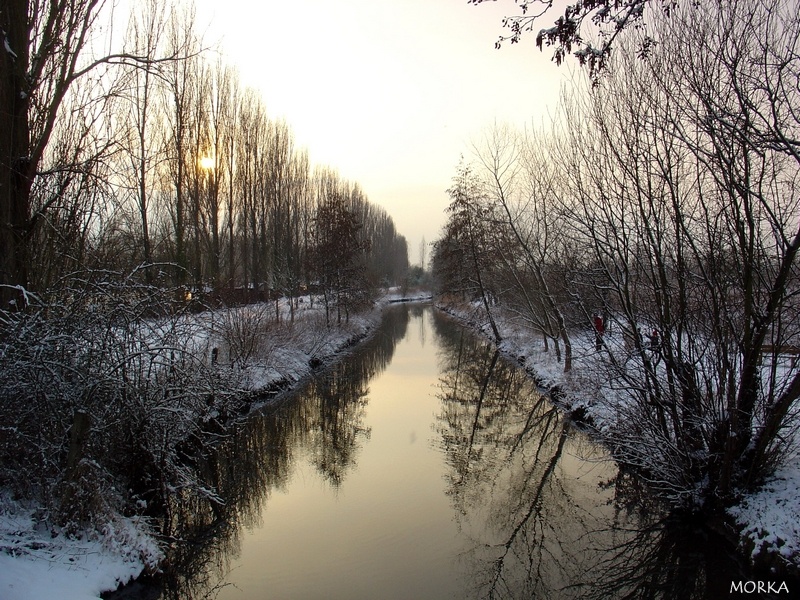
[216,302,277,369]
[0,269,244,532]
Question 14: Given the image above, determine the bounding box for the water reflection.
[109,306,765,599]
[133,306,410,599]
[430,314,755,599]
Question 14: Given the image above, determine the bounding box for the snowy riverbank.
[436,299,800,576]
[0,292,431,600]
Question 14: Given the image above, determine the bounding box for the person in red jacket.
[594,314,605,351]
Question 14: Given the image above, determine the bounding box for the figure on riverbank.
[594,314,605,351]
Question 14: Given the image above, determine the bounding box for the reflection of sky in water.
[220,307,462,599]
[179,305,756,600]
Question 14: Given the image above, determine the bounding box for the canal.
[142,304,755,599]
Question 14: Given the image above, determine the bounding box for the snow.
[438,299,800,573]
[382,288,433,304]
[728,459,800,567]
[0,495,161,600]
[3,34,18,60]
[4,289,796,595]
[9,289,795,596]
[0,292,430,599]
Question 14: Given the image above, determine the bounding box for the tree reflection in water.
[121,306,411,599]
[108,307,763,600]
[430,313,754,600]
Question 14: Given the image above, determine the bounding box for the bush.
[0,270,243,531]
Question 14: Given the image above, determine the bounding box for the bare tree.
[555,0,800,506]
[473,124,574,370]
[436,160,503,343]
[119,0,171,283]
[2,0,111,304]
[163,5,203,289]
[310,171,371,325]
[221,66,241,294]
[435,0,800,511]
[469,0,683,77]
[0,0,188,305]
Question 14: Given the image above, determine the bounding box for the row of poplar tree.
[1,0,409,309]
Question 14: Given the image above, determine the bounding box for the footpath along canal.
[112,303,769,599]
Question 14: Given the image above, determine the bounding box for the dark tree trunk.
[1,0,33,307]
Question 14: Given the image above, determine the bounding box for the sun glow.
[199,156,215,170]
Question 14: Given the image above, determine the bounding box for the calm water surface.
[147,305,753,599]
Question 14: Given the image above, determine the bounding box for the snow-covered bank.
[728,462,800,573]
[436,299,800,575]
[0,294,425,600]
[0,494,161,600]
[385,291,433,304]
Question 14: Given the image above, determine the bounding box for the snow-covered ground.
[0,494,162,600]
[728,462,800,572]
[437,299,800,575]
[10,289,793,598]
[0,292,430,600]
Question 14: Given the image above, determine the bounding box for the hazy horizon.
[191,0,568,265]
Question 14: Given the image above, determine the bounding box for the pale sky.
[193,0,569,265]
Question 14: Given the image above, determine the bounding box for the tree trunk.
[1,0,33,307]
